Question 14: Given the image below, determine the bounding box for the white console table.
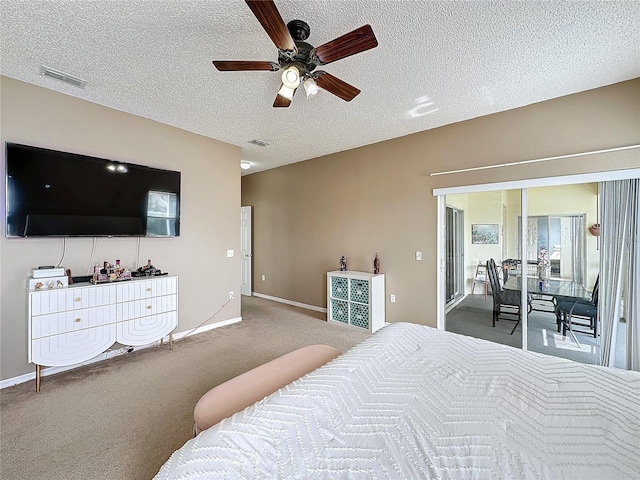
[28,276,178,391]
[327,271,385,333]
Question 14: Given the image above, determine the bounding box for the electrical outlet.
[229,291,235,299]
[261,275,266,281]
[416,251,423,261]
[390,294,396,303]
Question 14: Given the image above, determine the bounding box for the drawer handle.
[146,288,152,292]
[75,297,81,302]
[146,305,152,310]
[75,318,81,323]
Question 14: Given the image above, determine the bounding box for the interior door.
[240,206,252,296]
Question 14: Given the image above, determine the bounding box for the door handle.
[244,253,253,257]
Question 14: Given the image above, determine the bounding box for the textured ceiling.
[1,1,639,175]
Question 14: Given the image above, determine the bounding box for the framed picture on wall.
[472,224,499,244]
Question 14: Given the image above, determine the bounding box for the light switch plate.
[226,249,234,257]
[390,294,396,303]
[416,251,423,261]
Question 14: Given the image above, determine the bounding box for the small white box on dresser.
[32,268,65,278]
[327,270,385,333]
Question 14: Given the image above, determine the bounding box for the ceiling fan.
[213,0,378,108]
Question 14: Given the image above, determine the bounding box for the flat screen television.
[5,143,180,237]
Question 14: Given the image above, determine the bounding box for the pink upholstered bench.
[193,344,342,434]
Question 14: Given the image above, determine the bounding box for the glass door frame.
[445,204,465,306]
[434,168,640,349]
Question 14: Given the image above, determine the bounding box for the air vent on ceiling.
[39,65,87,89]
[247,139,270,147]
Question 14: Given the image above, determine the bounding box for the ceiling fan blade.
[312,24,378,65]
[245,0,296,52]
[273,84,295,107]
[213,60,279,71]
[314,72,361,102]
[273,94,291,108]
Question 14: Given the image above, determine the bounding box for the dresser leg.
[35,364,41,393]
[169,333,174,350]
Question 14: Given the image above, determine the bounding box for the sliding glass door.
[445,205,464,305]
[524,185,600,365]
[517,215,587,282]
[441,183,605,364]
[436,168,640,371]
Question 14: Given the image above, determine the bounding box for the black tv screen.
[5,143,180,237]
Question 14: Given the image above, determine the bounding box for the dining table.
[503,276,594,346]
[503,276,591,313]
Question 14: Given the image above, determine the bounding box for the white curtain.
[599,179,640,370]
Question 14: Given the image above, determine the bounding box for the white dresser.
[327,271,385,333]
[28,276,178,391]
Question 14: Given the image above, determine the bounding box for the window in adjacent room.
[146,191,178,236]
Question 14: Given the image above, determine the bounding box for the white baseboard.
[445,294,468,314]
[252,292,327,313]
[0,316,242,390]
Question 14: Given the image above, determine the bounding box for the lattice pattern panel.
[331,277,348,299]
[350,279,370,304]
[350,303,370,329]
[331,299,349,323]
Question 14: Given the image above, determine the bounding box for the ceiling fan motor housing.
[287,19,310,41]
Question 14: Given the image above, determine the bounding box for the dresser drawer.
[116,294,177,322]
[116,277,177,301]
[30,285,117,316]
[31,305,117,339]
[30,324,116,366]
[117,311,177,346]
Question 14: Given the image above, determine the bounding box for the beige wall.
[0,76,241,381]
[242,78,640,326]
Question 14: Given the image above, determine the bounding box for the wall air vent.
[39,65,87,89]
[247,139,270,147]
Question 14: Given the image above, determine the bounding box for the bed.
[155,323,640,479]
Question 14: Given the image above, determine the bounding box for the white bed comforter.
[155,323,640,479]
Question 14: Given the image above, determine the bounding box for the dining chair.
[471,261,488,300]
[555,276,599,339]
[487,259,532,335]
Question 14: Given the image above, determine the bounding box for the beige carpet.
[0,296,370,480]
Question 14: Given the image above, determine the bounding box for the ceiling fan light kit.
[212,0,378,108]
[277,84,295,101]
[303,78,319,98]
[281,66,301,89]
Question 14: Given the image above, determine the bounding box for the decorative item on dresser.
[28,276,178,391]
[28,266,69,290]
[373,252,380,274]
[327,270,385,333]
